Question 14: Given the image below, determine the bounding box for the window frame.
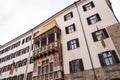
[98,50,120,67]
[41,37,47,46]
[69,59,84,73]
[83,1,95,11]
[48,33,55,43]
[87,13,101,25]
[65,23,76,34]
[64,12,73,21]
[92,28,109,42]
[67,38,80,50]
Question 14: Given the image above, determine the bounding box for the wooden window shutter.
[69,61,72,73]
[91,1,95,7]
[76,39,80,47]
[73,24,76,31]
[72,60,75,73]
[64,15,67,21]
[102,29,109,38]
[70,12,73,18]
[67,42,70,50]
[82,6,86,11]
[92,32,98,42]
[96,14,101,21]
[111,50,120,63]
[65,27,69,34]
[98,54,105,66]
[79,59,84,71]
[87,18,91,25]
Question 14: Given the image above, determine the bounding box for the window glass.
[48,33,55,43]
[92,28,109,42]
[65,24,76,34]
[64,12,73,21]
[83,1,95,11]
[67,38,79,50]
[69,59,84,73]
[87,13,101,25]
[41,37,47,46]
[98,50,119,66]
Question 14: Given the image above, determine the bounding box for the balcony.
[33,25,61,60]
[33,41,61,59]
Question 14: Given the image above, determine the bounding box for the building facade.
[0,31,34,80]
[0,0,120,80]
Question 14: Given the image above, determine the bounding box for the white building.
[0,0,120,80]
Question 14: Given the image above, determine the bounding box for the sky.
[0,0,120,45]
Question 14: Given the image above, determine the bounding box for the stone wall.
[64,64,120,80]
[107,23,120,56]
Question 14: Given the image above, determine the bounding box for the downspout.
[24,29,33,80]
[74,2,98,80]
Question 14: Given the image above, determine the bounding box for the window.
[26,36,31,42]
[29,57,33,64]
[83,1,95,11]
[65,23,76,34]
[45,74,48,80]
[38,66,41,74]
[69,59,84,73]
[7,77,12,80]
[42,67,44,74]
[18,74,24,80]
[48,33,55,43]
[50,62,53,72]
[41,75,44,80]
[54,72,58,79]
[25,46,29,53]
[34,41,40,49]
[64,12,73,21]
[92,28,109,42]
[87,13,101,25]
[22,58,27,66]
[42,61,46,66]
[41,37,47,46]
[98,50,119,66]
[0,41,20,55]
[22,39,25,44]
[67,38,80,50]
[27,72,32,80]
[16,61,22,68]
[6,65,10,71]
[49,73,53,79]
[12,76,17,80]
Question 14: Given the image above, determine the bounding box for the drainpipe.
[74,2,98,80]
[24,29,34,80]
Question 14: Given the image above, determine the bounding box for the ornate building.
[0,0,120,80]
[32,21,63,80]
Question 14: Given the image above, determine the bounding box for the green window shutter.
[98,54,105,66]
[111,50,120,63]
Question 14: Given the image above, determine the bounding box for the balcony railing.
[33,41,61,57]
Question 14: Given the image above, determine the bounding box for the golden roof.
[34,20,59,38]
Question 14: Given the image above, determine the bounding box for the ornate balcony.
[33,41,61,59]
[33,24,61,60]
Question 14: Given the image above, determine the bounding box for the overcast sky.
[0,0,120,45]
